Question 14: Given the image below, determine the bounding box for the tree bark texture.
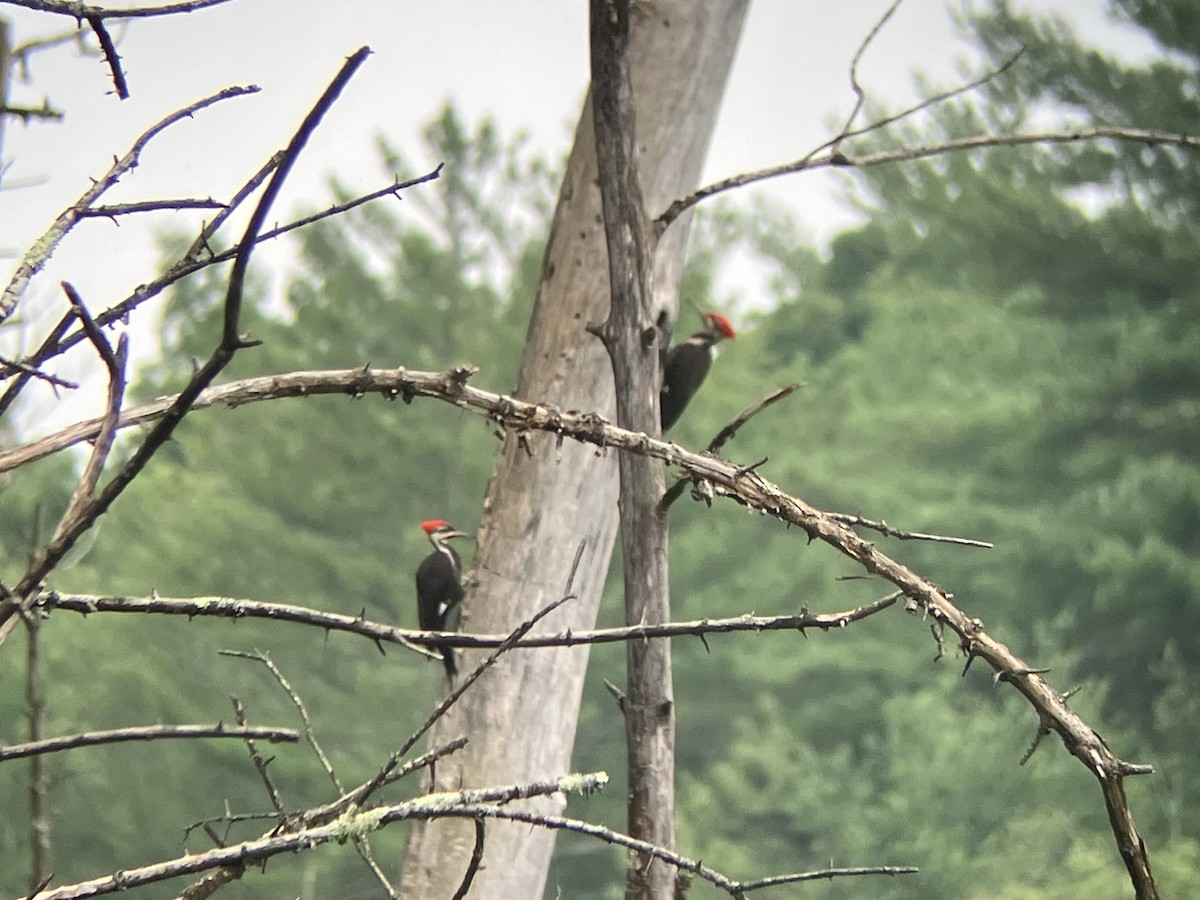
[588,2,677,897]
[398,3,749,898]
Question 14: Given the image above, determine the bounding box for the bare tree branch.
[832,0,904,151]
[39,590,902,650]
[220,649,343,792]
[15,360,1153,885]
[51,283,126,545]
[38,591,439,657]
[3,167,441,379]
[78,198,227,217]
[26,772,607,899]
[0,48,373,644]
[450,818,486,900]
[0,723,299,761]
[0,312,77,418]
[231,697,285,816]
[431,805,917,900]
[0,84,260,324]
[84,13,126,99]
[5,0,235,19]
[656,126,1200,233]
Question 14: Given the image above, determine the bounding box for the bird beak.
[443,530,471,541]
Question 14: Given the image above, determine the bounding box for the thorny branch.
[0,48,374,644]
[27,773,607,900]
[84,12,126,99]
[429,805,917,900]
[0,84,261,324]
[39,590,902,651]
[12,362,1154,890]
[662,382,804,510]
[4,0,235,19]
[0,723,298,761]
[656,125,1200,234]
[0,167,441,390]
[232,697,285,816]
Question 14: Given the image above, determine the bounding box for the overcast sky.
[0,1,1147,434]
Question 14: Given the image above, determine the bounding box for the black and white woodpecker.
[415,519,468,680]
[660,311,737,432]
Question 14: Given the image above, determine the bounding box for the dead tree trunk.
[397,3,749,897]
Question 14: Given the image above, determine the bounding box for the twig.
[220,649,342,792]
[354,836,397,899]
[183,810,279,842]
[0,353,77,391]
[0,311,75,418]
[828,511,993,548]
[232,698,284,816]
[51,283,127,545]
[707,382,804,455]
[0,723,299,761]
[0,49,372,643]
[22,167,440,372]
[661,382,804,510]
[451,818,486,900]
[84,14,127,99]
[79,198,227,217]
[430,805,916,899]
[736,865,920,892]
[186,154,281,258]
[1,84,260,324]
[655,126,1200,235]
[832,0,904,151]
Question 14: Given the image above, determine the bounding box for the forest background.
[1,2,1198,898]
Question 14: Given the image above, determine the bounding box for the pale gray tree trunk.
[398,3,749,897]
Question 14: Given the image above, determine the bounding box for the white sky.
[0,1,1149,436]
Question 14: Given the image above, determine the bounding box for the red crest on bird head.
[421,519,452,535]
[703,311,736,340]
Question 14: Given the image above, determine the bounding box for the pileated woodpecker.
[415,519,467,680]
[660,311,737,431]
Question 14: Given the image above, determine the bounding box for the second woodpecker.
[660,311,737,432]
[415,519,468,680]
